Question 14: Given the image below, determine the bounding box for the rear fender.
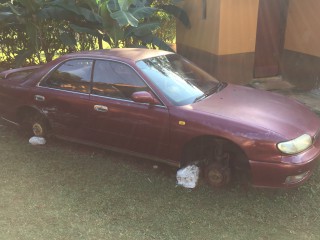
[16,105,48,125]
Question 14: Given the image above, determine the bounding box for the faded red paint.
[0,48,319,188]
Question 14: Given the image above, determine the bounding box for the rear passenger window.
[40,59,93,93]
[92,60,148,100]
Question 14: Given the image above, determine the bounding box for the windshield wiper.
[193,82,226,103]
[215,82,227,92]
[193,93,207,103]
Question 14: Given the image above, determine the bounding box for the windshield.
[136,54,220,106]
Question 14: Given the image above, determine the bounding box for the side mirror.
[131,91,160,105]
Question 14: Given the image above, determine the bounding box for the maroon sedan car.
[0,48,319,188]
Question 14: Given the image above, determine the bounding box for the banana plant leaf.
[125,22,159,38]
[139,34,174,52]
[158,4,191,28]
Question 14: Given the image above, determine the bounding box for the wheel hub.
[32,123,43,136]
[205,162,231,188]
[207,168,224,185]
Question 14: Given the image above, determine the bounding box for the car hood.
[192,84,320,139]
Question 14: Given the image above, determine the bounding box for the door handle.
[34,95,45,101]
[94,105,108,112]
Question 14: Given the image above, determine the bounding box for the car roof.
[63,48,173,62]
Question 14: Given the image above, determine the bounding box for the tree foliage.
[0,0,190,67]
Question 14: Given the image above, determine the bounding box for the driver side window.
[92,60,148,100]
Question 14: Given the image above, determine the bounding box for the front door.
[87,60,171,160]
[254,0,288,78]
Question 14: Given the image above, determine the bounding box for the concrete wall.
[176,0,320,88]
[177,0,259,55]
[218,0,259,55]
[176,0,259,84]
[285,0,320,57]
[282,0,320,89]
[176,0,220,55]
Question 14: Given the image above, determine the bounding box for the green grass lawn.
[1,121,320,240]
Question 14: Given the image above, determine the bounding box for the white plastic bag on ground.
[29,136,46,145]
[176,165,200,189]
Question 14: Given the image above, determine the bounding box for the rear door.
[37,59,93,139]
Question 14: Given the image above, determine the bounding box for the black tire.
[204,162,231,188]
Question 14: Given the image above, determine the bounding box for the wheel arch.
[181,135,251,176]
[16,105,49,126]
[180,135,252,184]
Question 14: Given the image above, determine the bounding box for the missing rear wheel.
[22,113,48,137]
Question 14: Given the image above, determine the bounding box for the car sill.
[55,134,180,168]
[1,117,20,126]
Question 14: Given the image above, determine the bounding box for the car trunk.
[0,66,41,83]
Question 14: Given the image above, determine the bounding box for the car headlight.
[277,134,312,155]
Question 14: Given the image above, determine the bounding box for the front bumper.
[249,138,320,188]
